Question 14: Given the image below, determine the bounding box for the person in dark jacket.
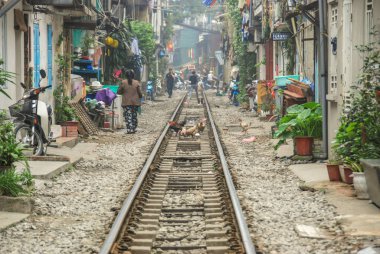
[188,70,199,103]
[117,69,143,134]
[165,68,175,98]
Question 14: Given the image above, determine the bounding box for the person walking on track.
[189,70,199,103]
[165,68,175,98]
[117,69,143,134]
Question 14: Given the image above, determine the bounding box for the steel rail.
[99,95,186,254]
[204,93,257,254]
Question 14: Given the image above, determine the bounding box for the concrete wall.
[0,2,24,110]
[327,0,380,157]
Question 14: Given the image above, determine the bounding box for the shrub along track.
[100,94,256,254]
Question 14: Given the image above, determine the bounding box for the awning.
[0,0,21,18]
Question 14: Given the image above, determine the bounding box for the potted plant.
[326,158,342,181]
[274,102,322,156]
[82,32,96,57]
[333,34,380,186]
[54,54,78,137]
[344,159,369,199]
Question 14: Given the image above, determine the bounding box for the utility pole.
[318,0,328,159]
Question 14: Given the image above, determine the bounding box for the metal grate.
[69,101,98,135]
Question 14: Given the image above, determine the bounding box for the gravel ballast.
[0,93,183,254]
[1,91,379,254]
[207,92,380,254]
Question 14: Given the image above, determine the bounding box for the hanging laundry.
[203,0,217,7]
[131,38,141,56]
[241,11,250,41]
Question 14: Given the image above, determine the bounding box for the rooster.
[239,118,251,134]
[168,120,187,136]
[196,118,207,133]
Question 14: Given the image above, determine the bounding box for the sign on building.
[272,32,292,41]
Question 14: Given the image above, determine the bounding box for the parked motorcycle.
[146,81,154,101]
[8,69,55,156]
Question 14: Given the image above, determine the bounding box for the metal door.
[265,39,274,80]
[33,23,40,87]
[47,24,53,87]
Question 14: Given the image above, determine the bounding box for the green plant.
[263,10,271,41]
[327,159,341,165]
[344,158,363,172]
[0,59,15,99]
[54,54,75,123]
[274,102,322,149]
[333,31,380,164]
[82,32,96,55]
[0,112,32,197]
[53,88,75,123]
[227,0,257,104]
[19,168,33,186]
[0,168,33,196]
[0,112,26,167]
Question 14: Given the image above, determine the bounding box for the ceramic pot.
[294,136,314,156]
[326,164,341,181]
[353,172,369,199]
[341,166,353,184]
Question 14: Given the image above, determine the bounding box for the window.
[330,75,337,95]
[365,0,373,43]
[343,92,352,112]
[331,6,338,25]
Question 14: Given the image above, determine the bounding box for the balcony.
[27,0,96,16]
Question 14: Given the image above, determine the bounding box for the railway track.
[100,94,256,254]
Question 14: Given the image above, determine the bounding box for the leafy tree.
[130,20,156,66]
[227,0,257,103]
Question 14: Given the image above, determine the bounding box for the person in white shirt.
[207,71,215,88]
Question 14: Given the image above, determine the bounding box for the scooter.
[229,80,240,106]
[146,81,154,101]
[8,69,55,156]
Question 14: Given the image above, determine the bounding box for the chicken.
[168,120,186,136]
[239,118,251,134]
[196,118,207,133]
[179,125,198,138]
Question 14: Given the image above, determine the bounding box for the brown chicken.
[179,125,198,138]
[239,118,251,134]
[196,118,207,133]
[168,120,186,136]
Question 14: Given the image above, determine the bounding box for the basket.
[274,75,300,87]
[9,99,32,117]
